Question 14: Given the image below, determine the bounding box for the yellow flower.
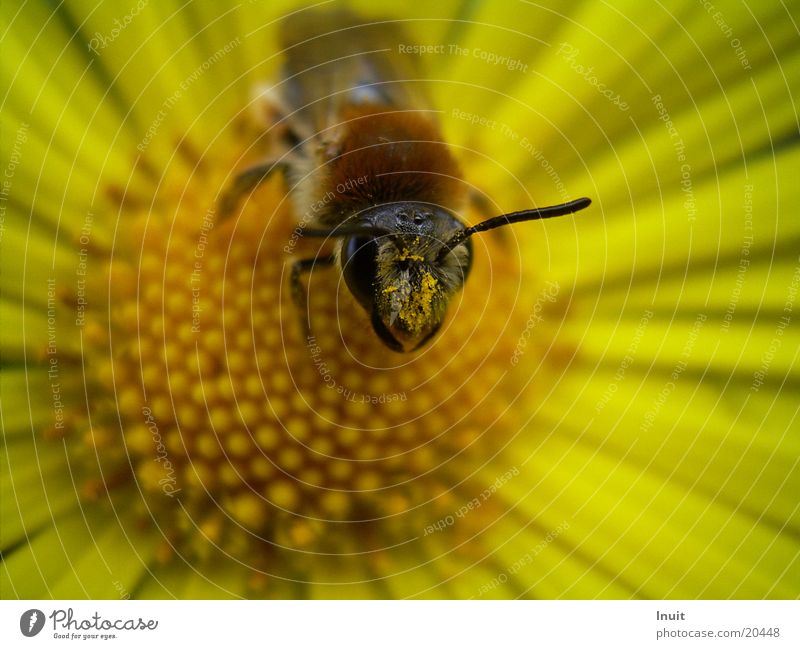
[1,1,798,599]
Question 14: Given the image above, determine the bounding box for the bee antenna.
[436,197,591,262]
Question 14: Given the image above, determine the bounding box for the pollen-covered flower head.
[1,1,798,599]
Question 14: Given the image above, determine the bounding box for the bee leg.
[290,254,336,337]
[218,160,287,218]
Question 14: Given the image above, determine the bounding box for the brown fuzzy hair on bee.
[315,106,466,224]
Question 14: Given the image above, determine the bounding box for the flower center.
[72,141,532,589]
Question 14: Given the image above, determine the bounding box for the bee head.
[302,197,591,353]
[340,203,472,352]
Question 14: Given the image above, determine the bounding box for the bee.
[219,9,590,352]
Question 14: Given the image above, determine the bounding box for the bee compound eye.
[341,236,378,311]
